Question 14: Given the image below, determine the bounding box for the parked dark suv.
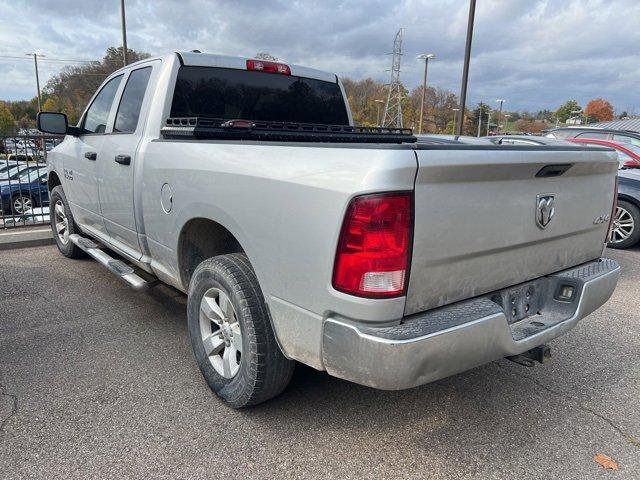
[545,127,640,146]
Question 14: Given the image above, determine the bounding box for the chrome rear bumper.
[322,258,620,390]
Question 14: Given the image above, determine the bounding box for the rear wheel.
[187,254,294,408]
[49,186,85,258]
[11,194,33,215]
[608,200,640,249]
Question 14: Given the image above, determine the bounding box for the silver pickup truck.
[37,51,620,408]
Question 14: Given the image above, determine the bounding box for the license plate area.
[490,279,547,325]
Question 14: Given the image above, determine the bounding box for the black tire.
[49,186,85,258]
[187,253,294,408]
[607,200,640,249]
[11,193,34,215]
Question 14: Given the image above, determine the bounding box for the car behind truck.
[37,52,620,407]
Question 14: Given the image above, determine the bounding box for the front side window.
[82,75,123,134]
[114,67,152,133]
[548,130,570,139]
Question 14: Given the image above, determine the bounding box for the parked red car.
[568,138,640,168]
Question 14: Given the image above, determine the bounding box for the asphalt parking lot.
[1,245,639,479]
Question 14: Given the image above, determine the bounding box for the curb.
[0,228,54,250]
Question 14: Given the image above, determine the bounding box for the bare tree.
[254,52,279,61]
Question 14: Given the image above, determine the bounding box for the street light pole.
[26,53,45,159]
[452,108,460,134]
[477,109,482,137]
[375,99,384,127]
[120,0,128,66]
[26,53,43,111]
[417,53,435,134]
[495,99,505,133]
[456,0,476,136]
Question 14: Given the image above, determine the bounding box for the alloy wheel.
[53,200,69,245]
[13,195,32,214]
[610,205,635,244]
[199,287,243,378]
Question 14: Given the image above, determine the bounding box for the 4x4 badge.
[536,194,555,229]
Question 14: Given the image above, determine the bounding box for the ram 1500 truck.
[37,52,620,408]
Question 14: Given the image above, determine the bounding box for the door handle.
[115,154,131,165]
[84,151,97,161]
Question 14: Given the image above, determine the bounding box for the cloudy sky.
[1,0,638,113]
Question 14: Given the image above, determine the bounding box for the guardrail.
[0,134,63,230]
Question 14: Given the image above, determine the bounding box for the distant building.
[589,117,640,132]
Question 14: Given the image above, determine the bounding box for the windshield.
[0,166,30,180]
[171,66,349,125]
[1,166,39,181]
[16,168,45,183]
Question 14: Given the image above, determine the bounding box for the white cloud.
[0,0,638,112]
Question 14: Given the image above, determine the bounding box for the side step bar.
[69,234,156,291]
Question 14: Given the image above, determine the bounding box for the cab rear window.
[170,66,349,125]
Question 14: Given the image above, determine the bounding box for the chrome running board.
[69,234,156,291]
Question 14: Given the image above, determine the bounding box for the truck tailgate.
[405,146,618,316]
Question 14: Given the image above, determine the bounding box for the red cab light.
[332,192,413,298]
[246,59,291,75]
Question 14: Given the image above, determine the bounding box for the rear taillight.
[607,176,619,242]
[332,192,413,298]
[623,159,640,168]
[246,59,291,75]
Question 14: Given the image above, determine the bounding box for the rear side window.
[83,75,123,134]
[114,67,152,133]
[170,66,349,125]
[576,132,608,139]
[612,134,640,147]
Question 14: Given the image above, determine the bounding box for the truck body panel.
[406,147,618,314]
[43,51,620,386]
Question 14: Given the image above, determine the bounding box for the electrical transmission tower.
[382,28,404,128]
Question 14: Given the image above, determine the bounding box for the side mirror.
[36,112,81,136]
[37,112,67,135]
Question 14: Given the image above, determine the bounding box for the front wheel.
[607,200,640,249]
[49,186,85,258]
[187,254,294,408]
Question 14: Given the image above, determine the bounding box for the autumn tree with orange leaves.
[585,98,614,122]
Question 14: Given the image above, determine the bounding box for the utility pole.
[417,53,435,134]
[456,0,476,136]
[477,108,482,137]
[452,108,460,134]
[504,113,511,133]
[26,53,45,159]
[382,29,404,128]
[495,99,505,133]
[374,99,384,127]
[26,53,43,111]
[486,111,491,136]
[120,0,128,66]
